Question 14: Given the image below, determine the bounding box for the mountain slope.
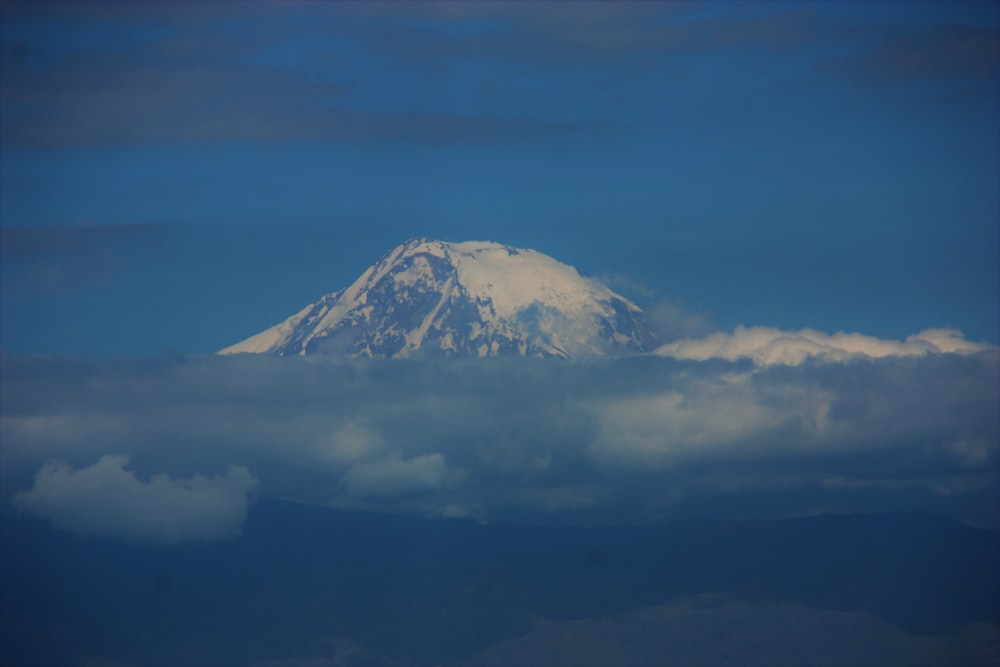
[220,238,658,358]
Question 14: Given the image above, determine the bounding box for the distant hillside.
[2,500,997,666]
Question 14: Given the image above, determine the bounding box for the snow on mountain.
[220,238,658,359]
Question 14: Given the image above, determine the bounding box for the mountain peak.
[220,239,658,359]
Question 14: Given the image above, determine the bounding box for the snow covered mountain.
[220,238,658,359]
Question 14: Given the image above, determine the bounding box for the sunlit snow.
[220,238,657,358]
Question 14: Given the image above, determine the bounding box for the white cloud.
[12,455,257,544]
[943,438,994,467]
[344,451,457,498]
[311,419,383,466]
[1,350,996,530]
[655,326,993,366]
[588,385,784,469]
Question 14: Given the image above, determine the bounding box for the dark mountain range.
[2,500,997,666]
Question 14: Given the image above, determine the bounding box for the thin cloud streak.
[0,224,164,293]
[7,2,981,149]
[1,49,587,149]
[824,25,1000,83]
[0,7,596,149]
[0,224,162,254]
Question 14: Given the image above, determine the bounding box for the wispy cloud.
[0,223,162,293]
[0,223,160,254]
[0,5,594,149]
[0,2,844,149]
[347,2,828,64]
[825,25,1000,83]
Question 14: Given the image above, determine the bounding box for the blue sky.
[1,1,998,357]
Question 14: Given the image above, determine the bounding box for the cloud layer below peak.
[3,336,997,541]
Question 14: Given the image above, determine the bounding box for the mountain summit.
[220,238,658,359]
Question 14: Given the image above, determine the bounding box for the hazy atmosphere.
[2,2,998,666]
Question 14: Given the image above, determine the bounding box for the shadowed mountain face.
[220,239,658,359]
[2,500,998,666]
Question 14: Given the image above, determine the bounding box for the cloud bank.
[12,455,257,544]
[2,328,997,540]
